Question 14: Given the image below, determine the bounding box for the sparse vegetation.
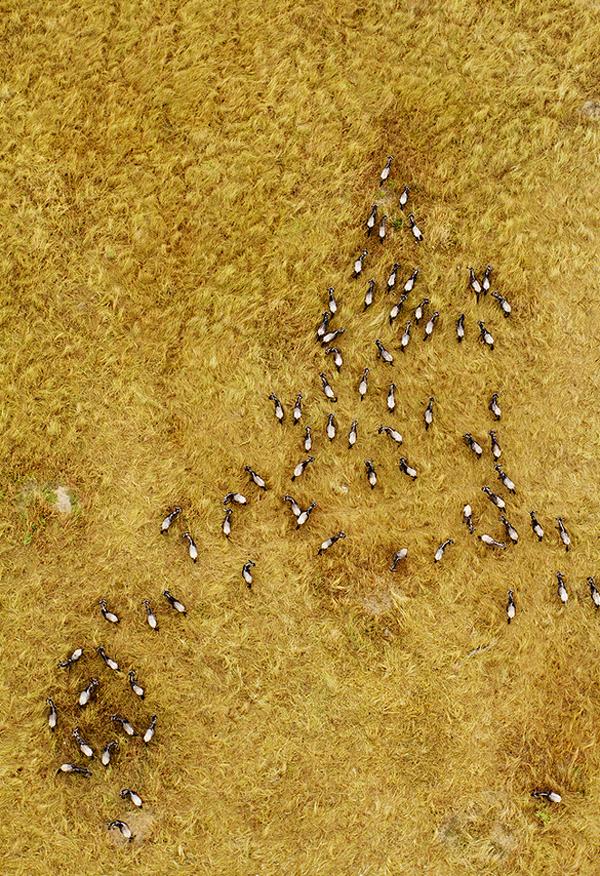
[535,809,552,826]
[1,1,599,874]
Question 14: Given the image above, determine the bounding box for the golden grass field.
[1,0,600,873]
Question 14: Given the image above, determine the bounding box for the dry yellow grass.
[1,0,600,873]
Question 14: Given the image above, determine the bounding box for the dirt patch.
[332,481,350,495]
[581,100,600,120]
[17,480,76,514]
[436,792,517,863]
[54,485,74,513]
[362,591,394,616]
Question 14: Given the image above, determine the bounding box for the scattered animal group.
[263,156,579,806]
[49,156,575,829]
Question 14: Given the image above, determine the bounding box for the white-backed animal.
[379,156,393,186]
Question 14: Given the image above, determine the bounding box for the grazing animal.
[245,466,267,490]
[556,572,568,604]
[456,313,465,342]
[390,549,408,570]
[321,327,346,346]
[506,589,516,624]
[434,539,454,563]
[325,347,343,371]
[143,599,159,631]
[78,678,99,708]
[363,278,376,310]
[283,495,302,518]
[291,455,315,481]
[327,287,337,315]
[479,534,506,549]
[378,424,402,444]
[268,393,284,423]
[366,204,377,236]
[58,647,84,670]
[389,293,408,326]
[365,459,377,489]
[531,790,561,804]
[463,433,483,458]
[296,501,317,529]
[358,367,369,401]
[500,515,519,544]
[463,504,474,533]
[99,598,119,624]
[121,788,143,809]
[242,560,255,588]
[326,413,336,441]
[399,185,409,209]
[73,727,94,759]
[588,577,600,608]
[293,393,303,425]
[387,383,396,412]
[108,820,133,842]
[495,464,515,493]
[128,669,145,699]
[96,646,120,672]
[379,156,393,186]
[414,298,429,324]
[482,486,506,510]
[378,214,387,244]
[160,506,182,534]
[163,589,187,615]
[319,371,337,402]
[423,310,440,341]
[408,213,423,242]
[101,740,119,767]
[400,320,411,351]
[404,268,419,293]
[143,714,157,744]
[375,338,394,364]
[556,517,571,551]
[492,290,512,317]
[386,263,399,293]
[489,392,502,420]
[47,697,57,731]
[316,311,330,340]
[223,492,247,505]
[222,508,232,538]
[481,264,493,295]
[348,419,358,449]
[303,425,312,452]
[57,763,91,778]
[111,714,136,736]
[468,267,482,302]
[182,531,198,562]
[353,249,368,279]
[318,532,346,555]
[530,511,544,541]
[399,457,417,480]
[478,320,494,350]
[424,397,434,431]
[489,430,502,459]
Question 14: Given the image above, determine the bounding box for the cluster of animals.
[49,156,579,830]
[263,156,583,805]
[47,583,188,841]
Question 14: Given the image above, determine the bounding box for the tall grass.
[1,0,599,873]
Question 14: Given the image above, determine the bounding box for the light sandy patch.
[362,590,393,616]
[581,100,600,119]
[54,486,73,513]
